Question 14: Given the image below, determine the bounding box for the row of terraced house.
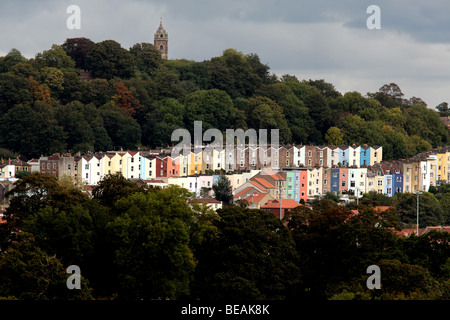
[32,144,383,184]
[1,145,450,204]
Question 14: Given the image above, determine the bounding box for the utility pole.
[416,191,419,236]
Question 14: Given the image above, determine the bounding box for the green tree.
[86,40,135,79]
[246,96,292,143]
[0,72,33,114]
[55,101,95,153]
[39,67,65,99]
[394,192,445,227]
[212,174,233,205]
[0,103,67,158]
[0,232,93,300]
[62,37,95,70]
[100,103,141,150]
[325,126,344,146]
[184,89,235,132]
[34,44,76,71]
[142,98,185,147]
[0,48,25,73]
[91,172,146,209]
[107,187,197,299]
[192,206,301,300]
[129,42,162,76]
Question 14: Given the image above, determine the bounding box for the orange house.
[166,156,180,177]
[261,199,301,219]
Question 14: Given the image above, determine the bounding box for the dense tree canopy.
[1,174,448,300]
[0,40,448,159]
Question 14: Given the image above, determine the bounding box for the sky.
[1,0,449,108]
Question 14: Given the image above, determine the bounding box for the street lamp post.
[278,187,285,220]
[416,191,420,236]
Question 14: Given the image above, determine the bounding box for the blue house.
[139,155,146,180]
[360,146,371,167]
[392,173,403,196]
[339,146,349,166]
[330,168,340,195]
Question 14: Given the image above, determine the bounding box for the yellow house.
[436,149,448,184]
[372,146,383,165]
[189,150,203,176]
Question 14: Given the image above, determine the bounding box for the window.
[319,160,323,166]
[333,172,338,178]
[47,163,50,170]
[320,151,323,157]
[342,181,346,187]
[374,152,377,157]
[308,151,312,157]
[396,176,401,182]
[42,163,45,170]
[240,160,244,167]
[68,164,71,170]
[131,166,134,172]
[324,179,327,185]
[308,159,311,166]
[149,170,152,176]
[131,158,134,163]
[85,164,89,169]
[86,173,88,178]
[119,160,122,165]
[286,160,289,166]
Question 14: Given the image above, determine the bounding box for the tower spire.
[154,18,168,60]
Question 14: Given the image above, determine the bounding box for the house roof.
[253,177,275,189]
[261,199,301,209]
[269,173,285,181]
[244,192,269,204]
[373,206,392,212]
[249,180,267,191]
[234,186,254,198]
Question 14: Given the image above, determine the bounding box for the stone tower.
[154,18,168,60]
